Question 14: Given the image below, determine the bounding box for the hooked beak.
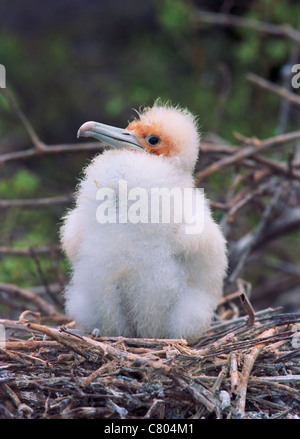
[77,121,143,151]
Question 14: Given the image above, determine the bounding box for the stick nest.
[1,306,299,419]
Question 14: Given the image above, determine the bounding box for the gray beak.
[77,121,143,151]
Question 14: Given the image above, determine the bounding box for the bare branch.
[236,327,277,417]
[29,248,63,308]
[0,142,105,165]
[0,282,60,316]
[229,206,300,276]
[193,10,300,44]
[247,73,300,107]
[228,183,283,281]
[196,130,300,182]
[201,140,300,183]
[0,246,60,256]
[0,88,46,150]
[237,278,255,327]
[0,195,73,210]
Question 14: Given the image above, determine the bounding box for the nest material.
[0,306,300,419]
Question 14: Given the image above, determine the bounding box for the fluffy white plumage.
[60,102,227,342]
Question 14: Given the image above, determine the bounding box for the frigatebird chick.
[60,102,227,342]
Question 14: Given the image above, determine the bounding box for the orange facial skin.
[126,120,178,157]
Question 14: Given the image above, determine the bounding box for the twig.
[82,362,119,387]
[263,260,300,278]
[228,183,283,281]
[249,375,300,383]
[54,407,107,419]
[0,283,59,317]
[4,340,58,350]
[0,383,21,408]
[221,180,274,234]
[193,10,300,44]
[196,130,300,182]
[249,378,300,397]
[0,195,73,210]
[144,399,165,419]
[170,374,218,414]
[252,154,300,180]
[48,243,66,291]
[0,88,46,150]
[259,206,300,247]
[0,246,60,256]
[247,73,300,107]
[235,328,276,417]
[218,290,242,305]
[29,248,62,308]
[237,278,255,327]
[201,140,300,181]
[193,332,237,354]
[230,351,240,394]
[212,364,228,391]
[0,142,105,165]
[26,322,173,373]
[91,335,188,348]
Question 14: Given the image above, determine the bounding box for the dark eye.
[146,135,160,146]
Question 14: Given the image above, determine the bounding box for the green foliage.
[105,95,126,118]
[157,0,190,33]
[265,40,289,63]
[0,34,25,68]
[1,255,37,287]
[0,169,63,287]
[0,169,40,198]
[0,252,66,288]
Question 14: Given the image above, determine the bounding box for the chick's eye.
[146,135,160,146]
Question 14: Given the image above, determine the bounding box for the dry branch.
[196,130,300,182]
[235,327,276,417]
[0,246,60,256]
[0,307,299,419]
[0,88,45,151]
[193,10,300,44]
[229,206,300,273]
[247,73,300,107]
[0,141,107,165]
[0,195,73,210]
[237,279,255,327]
[0,283,60,317]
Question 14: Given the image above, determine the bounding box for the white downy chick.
[60,102,227,342]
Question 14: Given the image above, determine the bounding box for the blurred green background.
[0,0,300,314]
